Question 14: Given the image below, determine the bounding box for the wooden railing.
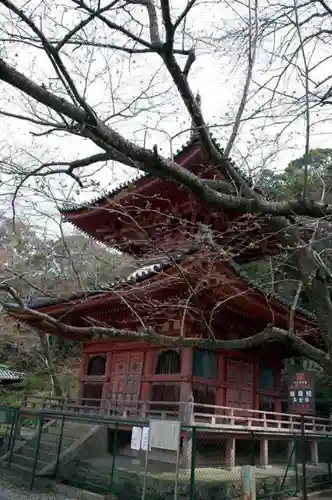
[21,395,332,436]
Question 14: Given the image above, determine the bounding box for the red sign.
[288,371,315,414]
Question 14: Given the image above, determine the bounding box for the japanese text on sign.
[288,371,315,414]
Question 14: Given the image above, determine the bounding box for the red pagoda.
[6,135,318,427]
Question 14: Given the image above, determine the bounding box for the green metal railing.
[1,406,332,498]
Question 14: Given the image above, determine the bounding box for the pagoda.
[6,134,318,421]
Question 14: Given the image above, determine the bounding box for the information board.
[288,370,315,414]
[130,426,142,450]
[141,427,149,451]
[149,419,181,452]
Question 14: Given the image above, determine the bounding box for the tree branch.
[56,1,120,52]
[317,0,332,17]
[1,0,97,124]
[0,36,191,55]
[173,0,197,31]
[73,0,155,50]
[160,0,174,51]
[3,57,332,220]
[127,0,162,47]
[4,293,329,372]
[224,0,258,158]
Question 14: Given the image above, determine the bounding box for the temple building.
[5,135,318,421]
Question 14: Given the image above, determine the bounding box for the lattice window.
[155,350,181,374]
[87,355,106,376]
[193,349,217,379]
[259,365,276,391]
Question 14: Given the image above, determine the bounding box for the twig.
[224,0,259,158]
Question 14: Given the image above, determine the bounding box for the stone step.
[22,443,59,459]
[10,452,49,471]
[40,432,77,445]
[5,460,33,477]
[18,438,67,456]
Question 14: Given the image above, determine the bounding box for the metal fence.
[0,406,332,499]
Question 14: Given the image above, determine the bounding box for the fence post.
[53,414,65,478]
[294,438,299,494]
[251,432,255,466]
[7,409,20,468]
[189,426,196,500]
[300,415,308,500]
[29,412,44,491]
[328,444,332,481]
[7,408,17,453]
[240,465,256,500]
[109,421,118,490]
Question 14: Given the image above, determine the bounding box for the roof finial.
[190,93,201,141]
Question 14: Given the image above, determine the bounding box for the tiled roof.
[4,249,317,325]
[61,134,259,214]
[0,365,24,382]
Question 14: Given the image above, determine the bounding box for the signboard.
[131,421,181,452]
[130,426,150,451]
[141,427,149,451]
[288,371,315,414]
[149,419,181,452]
[130,426,142,450]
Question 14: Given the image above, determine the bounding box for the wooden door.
[108,352,143,413]
[124,353,143,414]
[226,359,254,419]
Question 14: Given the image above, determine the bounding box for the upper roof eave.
[60,134,260,216]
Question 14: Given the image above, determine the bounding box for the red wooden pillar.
[180,347,193,399]
[216,352,225,407]
[181,348,193,377]
[275,364,282,414]
[180,348,194,470]
[226,437,236,469]
[102,350,113,399]
[79,350,88,402]
[254,361,260,410]
[80,350,88,379]
[140,348,154,401]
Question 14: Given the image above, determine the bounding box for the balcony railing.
[20,395,332,436]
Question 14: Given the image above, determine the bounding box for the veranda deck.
[21,395,332,438]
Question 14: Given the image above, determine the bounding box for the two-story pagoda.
[6,135,318,425]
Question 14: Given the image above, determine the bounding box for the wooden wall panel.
[225,358,254,411]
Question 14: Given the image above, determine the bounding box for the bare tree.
[0,214,135,395]
[2,0,332,372]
